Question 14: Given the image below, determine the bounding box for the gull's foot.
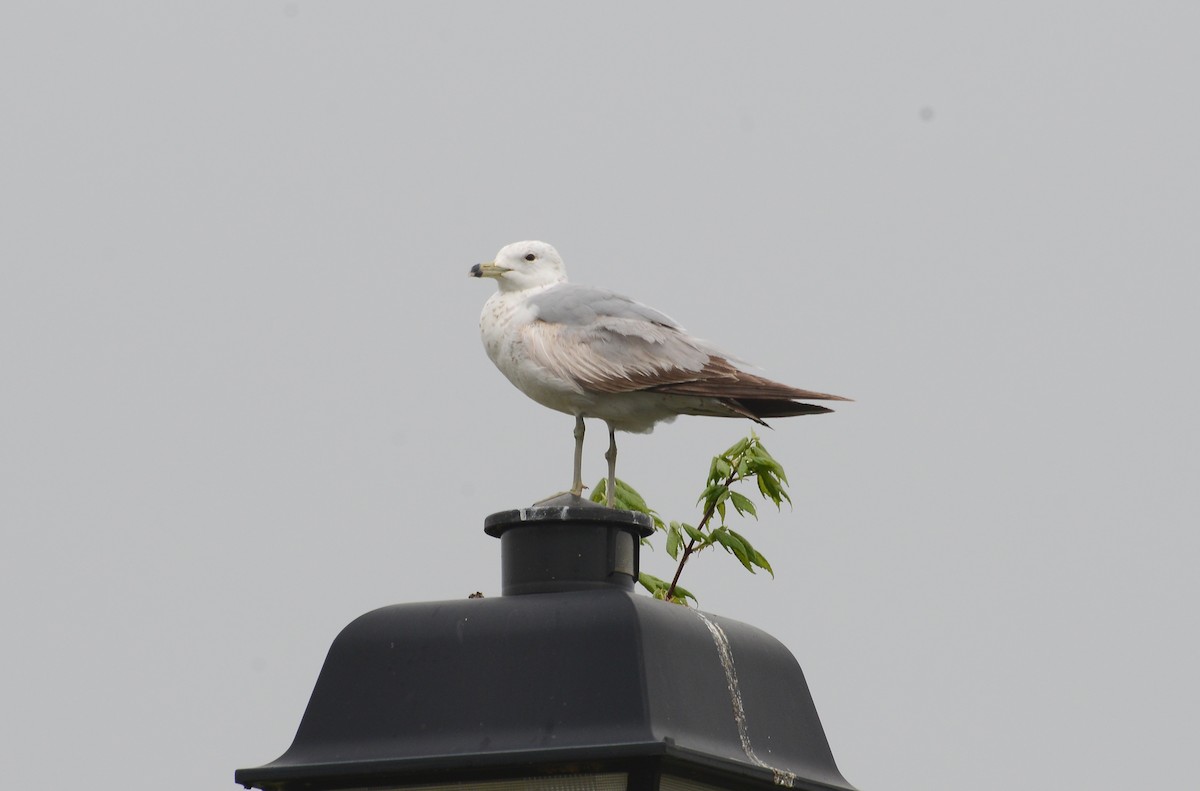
[532,492,598,508]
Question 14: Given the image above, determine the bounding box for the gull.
[469,241,849,508]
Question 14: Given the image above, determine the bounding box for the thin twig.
[665,469,740,602]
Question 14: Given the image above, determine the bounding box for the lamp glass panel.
[351,772,628,791]
[660,775,732,791]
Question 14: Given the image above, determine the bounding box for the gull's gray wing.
[522,284,714,393]
[521,284,848,409]
[527,284,682,330]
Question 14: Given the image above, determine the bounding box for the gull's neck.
[495,277,566,296]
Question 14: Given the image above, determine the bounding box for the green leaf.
[723,436,751,458]
[638,572,669,597]
[697,483,729,509]
[753,550,774,576]
[713,457,732,481]
[641,572,695,605]
[708,456,733,485]
[667,582,698,606]
[748,444,788,484]
[756,471,773,500]
[757,471,785,506]
[719,530,756,572]
[728,529,774,577]
[727,528,755,553]
[728,490,758,518]
[666,522,683,559]
[614,478,650,512]
[593,478,667,529]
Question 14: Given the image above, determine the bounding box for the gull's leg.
[604,423,618,508]
[570,415,586,497]
[532,416,588,506]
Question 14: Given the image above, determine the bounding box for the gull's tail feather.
[650,366,850,404]
[728,398,835,420]
[648,365,849,425]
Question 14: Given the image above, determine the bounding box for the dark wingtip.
[796,390,852,402]
[731,399,836,419]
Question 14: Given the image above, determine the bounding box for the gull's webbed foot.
[533,491,595,508]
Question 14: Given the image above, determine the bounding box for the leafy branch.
[591,432,792,605]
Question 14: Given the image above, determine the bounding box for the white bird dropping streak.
[469,241,849,508]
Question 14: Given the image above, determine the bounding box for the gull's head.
[469,240,567,292]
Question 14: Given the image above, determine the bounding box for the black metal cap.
[484,499,654,595]
[235,504,857,791]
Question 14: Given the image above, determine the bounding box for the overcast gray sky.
[3,2,1198,789]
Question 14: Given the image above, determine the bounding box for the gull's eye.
[524,253,536,261]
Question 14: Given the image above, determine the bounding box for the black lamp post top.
[482,496,655,536]
[235,507,857,791]
[485,500,654,596]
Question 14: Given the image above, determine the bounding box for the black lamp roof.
[235,505,857,791]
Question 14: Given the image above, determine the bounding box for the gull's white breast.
[479,288,590,416]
